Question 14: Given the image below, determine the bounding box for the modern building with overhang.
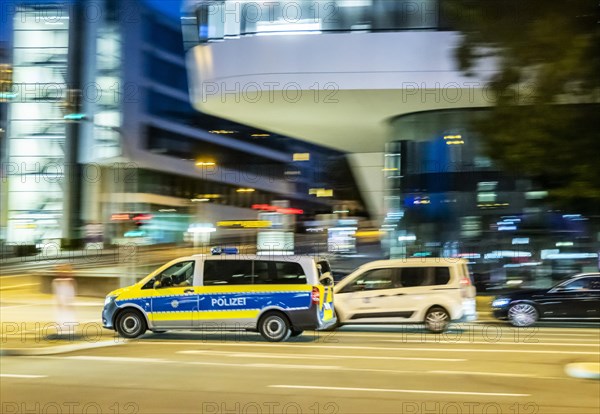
[181,0,598,264]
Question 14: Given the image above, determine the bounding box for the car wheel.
[290,329,304,337]
[424,306,450,333]
[258,312,291,342]
[116,310,147,338]
[508,303,539,327]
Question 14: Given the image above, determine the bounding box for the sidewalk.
[0,292,124,356]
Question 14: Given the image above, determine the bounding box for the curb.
[564,363,600,380]
[0,339,124,356]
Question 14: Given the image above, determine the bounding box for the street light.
[195,161,216,167]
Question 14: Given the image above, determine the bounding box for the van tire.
[116,309,147,338]
[258,312,291,342]
[424,306,450,333]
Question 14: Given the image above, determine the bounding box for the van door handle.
[394,293,405,296]
[184,289,194,294]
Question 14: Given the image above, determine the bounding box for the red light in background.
[251,204,303,214]
[111,214,130,221]
[277,208,304,215]
[252,204,276,211]
[133,214,153,221]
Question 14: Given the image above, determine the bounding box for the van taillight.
[460,277,472,297]
[311,287,320,304]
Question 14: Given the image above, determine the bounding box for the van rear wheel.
[424,306,450,333]
[258,312,291,342]
[116,309,147,338]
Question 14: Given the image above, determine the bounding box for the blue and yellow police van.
[102,253,336,341]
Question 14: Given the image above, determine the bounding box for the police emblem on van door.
[171,300,179,309]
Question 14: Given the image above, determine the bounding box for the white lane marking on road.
[177,352,562,379]
[337,330,600,337]
[187,361,340,370]
[506,332,600,337]
[65,356,168,363]
[0,374,47,378]
[343,324,600,332]
[383,339,600,347]
[140,341,599,355]
[428,370,536,378]
[250,363,340,370]
[22,356,569,380]
[0,304,36,309]
[50,356,339,371]
[332,332,600,341]
[177,350,467,362]
[269,385,530,397]
[0,283,40,291]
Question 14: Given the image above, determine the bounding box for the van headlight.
[492,298,511,308]
[104,295,116,306]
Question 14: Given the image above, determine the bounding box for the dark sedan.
[492,273,600,326]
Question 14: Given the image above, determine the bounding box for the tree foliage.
[447,0,600,207]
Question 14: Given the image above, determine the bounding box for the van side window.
[253,261,307,285]
[434,267,451,285]
[399,267,451,287]
[342,268,395,292]
[399,268,428,287]
[203,260,253,285]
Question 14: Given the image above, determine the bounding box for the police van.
[102,253,336,342]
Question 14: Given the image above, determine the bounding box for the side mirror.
[153,280,162,289]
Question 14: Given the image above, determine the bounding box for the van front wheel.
[258,312,291,342]
[116,309,147,338]
[424,306,450,333]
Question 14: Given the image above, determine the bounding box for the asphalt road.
[2,324,599,414]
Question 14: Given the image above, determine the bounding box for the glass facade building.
[5,4,70,243]
[383,109,599,288]
[183,0,447,47]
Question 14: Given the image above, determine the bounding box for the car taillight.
[311,287,320,304]
[460,277,472,297]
